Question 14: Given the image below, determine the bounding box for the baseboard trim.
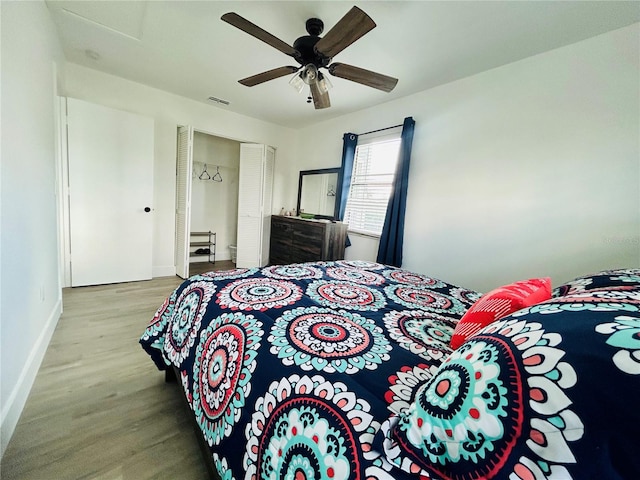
[0,295,62,458]
[152,265,176,278]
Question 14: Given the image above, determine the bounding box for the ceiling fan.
[221,6,398,110]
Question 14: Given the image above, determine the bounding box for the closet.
[175,126,240,278]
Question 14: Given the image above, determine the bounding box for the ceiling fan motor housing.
[293,18,331,68]
[305,18,324,35]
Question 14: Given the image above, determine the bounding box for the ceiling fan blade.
[314,6,376,59]
[221,12,299,58]
[239,66,300,87]
[328,63,398,92]
[310,82,331,109]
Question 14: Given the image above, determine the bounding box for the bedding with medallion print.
[140,263,640,480]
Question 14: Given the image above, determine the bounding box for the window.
[343,134,401,236]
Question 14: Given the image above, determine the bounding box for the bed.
[140,261,640,479]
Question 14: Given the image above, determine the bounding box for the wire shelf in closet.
[189,231,216,264]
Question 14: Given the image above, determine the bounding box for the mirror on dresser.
[296,168,341,219]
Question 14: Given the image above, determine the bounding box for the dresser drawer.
[292,227,323,253]
[271,218,293,234]
[269,216,346,265]
[271,228,293,246]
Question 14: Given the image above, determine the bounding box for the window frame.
[343,130,402,237]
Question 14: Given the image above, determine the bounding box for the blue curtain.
[376,117,415,267]
[338,133,358,247]
[338,133,358,220]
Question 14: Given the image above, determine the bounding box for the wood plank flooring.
[1,262,234,480]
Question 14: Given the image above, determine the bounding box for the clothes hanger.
[212,166,223,183]
[199,164,212,180]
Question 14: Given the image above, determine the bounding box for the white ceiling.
[46,1,640,129]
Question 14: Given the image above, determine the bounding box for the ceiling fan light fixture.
[317,72,332,93]
[289,72,305,93]
[301,64,319,85]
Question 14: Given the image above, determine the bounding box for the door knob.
[144,207,151,212]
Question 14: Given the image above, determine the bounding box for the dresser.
[269,216,348,265]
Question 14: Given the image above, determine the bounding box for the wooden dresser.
[269,216,348,265]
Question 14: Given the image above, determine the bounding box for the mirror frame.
[296,167,342,220]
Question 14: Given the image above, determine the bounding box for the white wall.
[63,64,297,277]
[0,1,65,456]
[295,24,640,292]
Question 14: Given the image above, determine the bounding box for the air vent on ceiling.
[208,96,230,105]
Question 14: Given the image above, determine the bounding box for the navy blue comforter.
[140,262,640,480]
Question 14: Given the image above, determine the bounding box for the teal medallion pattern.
[449,287,483,307]
[165,281,216,365]
[217,278,303,311]
[383,269,446,289]
[213,453,236,480]
[383,310,455,361]
[326,266,386,285]
[385,363,440,415]
[192,268,259,282]
[336,260,386,270]
[307,280,386,311]
[269,306,391,374]
[396,340,511,465]
[244,374,378,480]
[192,312,263,445]
[385,315,585,480]
[141,290,177,346]
[384,285,466,314]
[596,315,640,374]
[261,264,323,280]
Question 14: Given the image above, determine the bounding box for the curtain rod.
[358,123,403,136]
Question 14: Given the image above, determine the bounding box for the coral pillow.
[450,277,551,349]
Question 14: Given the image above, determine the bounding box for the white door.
[67,98,154,286]
[260,147,275,265]
[236,144,274,268]
[237,144,264,268]
[175,126,194,279]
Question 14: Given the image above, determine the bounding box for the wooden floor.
[188,260,233,276]
[1,261,234,480]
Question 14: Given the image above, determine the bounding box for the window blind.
[344,137,401,236]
